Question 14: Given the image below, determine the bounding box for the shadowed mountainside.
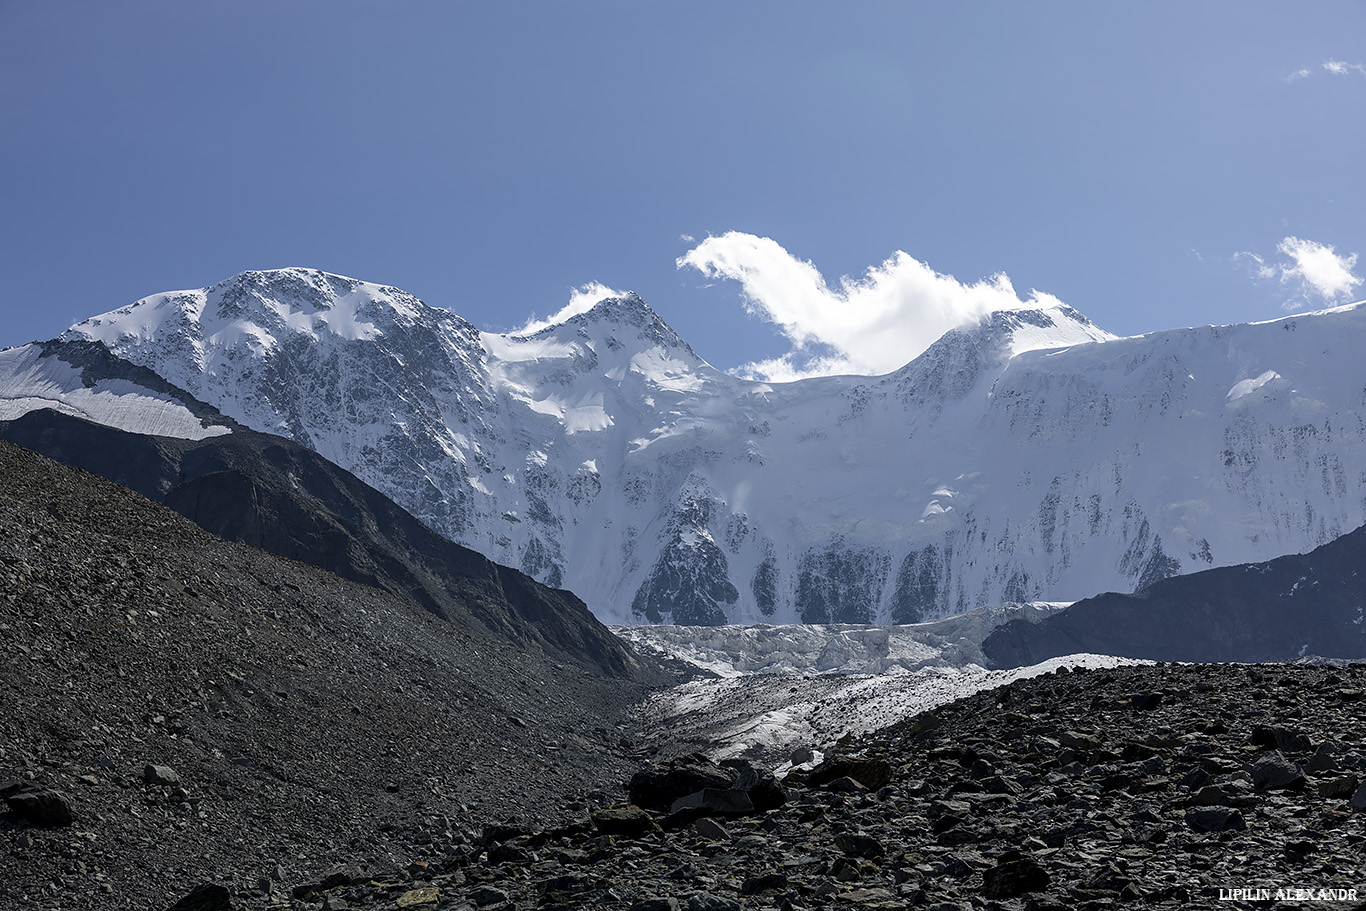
[982,524,1366,667]
[0,340,643,679]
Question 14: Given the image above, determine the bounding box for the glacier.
[0,342,231,442]
[53,267,1366,626]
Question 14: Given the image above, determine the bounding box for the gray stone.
[4,788,73,827]
[981,857,1050,899]
[1059,730,1103,751]
[688,894,741,911]
[629,899,680,911]
[805,755,893,790]
[469,886,509,907]
[669,788,754,817]
[1251,752,1305,791]
[693,817,729,841]
[1307,742,1341,772]
[629,754,734,812]
[835,832,885,858]
[591,805,661,836]
[826,776,868,793]
[1318,774,1360,799]
[1185,806,1246,832]
[144,764,181,786]
[165,883,232,911]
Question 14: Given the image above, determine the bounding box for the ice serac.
[61,269,1366,625]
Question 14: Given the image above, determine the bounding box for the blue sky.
[3,2,1363,378]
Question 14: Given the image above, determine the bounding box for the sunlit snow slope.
[57,268,1366,625]
[0,342,230,441]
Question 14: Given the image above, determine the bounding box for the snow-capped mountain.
[50,267,1366,625]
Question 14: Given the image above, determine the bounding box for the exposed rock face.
[982,521,1366,666]
[46,268,1366,625]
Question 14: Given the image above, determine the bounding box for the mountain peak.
[971,303,1114,357]
[506,291,701,363]
[65,268,463,354]
[888,302,1113,402]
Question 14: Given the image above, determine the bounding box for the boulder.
[1317,774,1359,799]
[591,805,661,837]
[164,883,232,911]
[628,754,734,812]
[5,788,73,827]
[982,857,1050,899]
[1251,752,1305,791]
[835,832,885,858]
[805,755,892,791]
[144,764,181,786]
[669,788,753,817]
[1185,806,1246,832]
[727,760,789,811]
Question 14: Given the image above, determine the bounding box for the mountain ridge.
[43,267,1366,625]
[981,519,1366,665]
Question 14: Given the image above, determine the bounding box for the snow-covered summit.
[885,303,1115,409]
[71,268,438,348]
[565,293,696,353]
[53,269,1366,626]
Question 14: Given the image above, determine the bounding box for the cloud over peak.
[1237,236,1363,311]
[678,232,1071,381]
[507,281,628,335]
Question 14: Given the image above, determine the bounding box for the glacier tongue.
[633,651,1150,765]
[58,267,1366,626]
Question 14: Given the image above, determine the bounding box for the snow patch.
[1226,370,1281,403]
[0,345,229,441]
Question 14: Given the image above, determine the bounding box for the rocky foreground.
[16,662,1360,911]
[0,440,658,911]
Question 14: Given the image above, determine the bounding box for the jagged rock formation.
[26,267,1366,624]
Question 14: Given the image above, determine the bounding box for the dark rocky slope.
[982,524,1366,668]
[0,340,639,678]
[129,662,1366,911]
[0,440,660,910]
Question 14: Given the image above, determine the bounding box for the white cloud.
[1285,60,1366,82]
[509,281,628,335]
[677,232,1068,380]
[1237,236,1363,311]
[1323,59,1366,77]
